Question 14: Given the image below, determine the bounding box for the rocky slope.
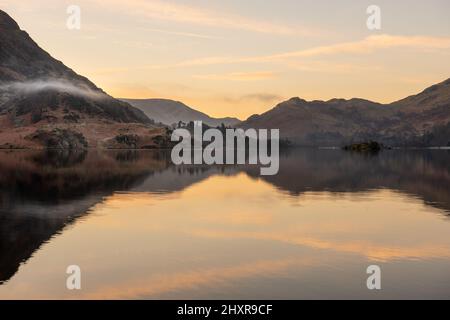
[0,10,166,149]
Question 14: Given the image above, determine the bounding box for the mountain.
[240,79,450,147]
[122,98,241,127]
[388,79,450,144]
[0,10,169,149]
[392,78,450,113]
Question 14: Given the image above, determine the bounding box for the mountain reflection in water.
[0,149,449,299]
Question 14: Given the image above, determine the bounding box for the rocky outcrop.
[27,128,88,149]
[104,128,175,149]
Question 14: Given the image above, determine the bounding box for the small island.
[343,141,388,152]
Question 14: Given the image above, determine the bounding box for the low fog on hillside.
[0,79,107,100]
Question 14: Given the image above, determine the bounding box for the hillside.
[0,10,169,149]
[241,79,450,147]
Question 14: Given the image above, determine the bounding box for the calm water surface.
[0,149,449,299]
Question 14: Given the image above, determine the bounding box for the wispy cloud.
[178,56,237,67]
[129,33,450,72]
[259,34,450,60]
[221,93,284,104]
[139,27,221,40]
[175,34,450,67]
[286,61,383,74]
[193,71,276,81]
[98,0,314,36]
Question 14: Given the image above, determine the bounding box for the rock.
[105,129,176,149]
[0,143,27,149]
[114,134,140,149]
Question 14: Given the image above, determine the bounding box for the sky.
[1,0,449,119]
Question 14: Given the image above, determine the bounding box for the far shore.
[1,146,449,151]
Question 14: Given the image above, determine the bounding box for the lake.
[0,148,449,299]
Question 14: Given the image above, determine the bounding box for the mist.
[0,79,108,100]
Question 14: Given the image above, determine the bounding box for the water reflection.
[250,149,450,213]
[0,149,449,299]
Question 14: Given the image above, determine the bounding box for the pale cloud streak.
[140,27,221,40]
[175,34,450,67]
[97,34,450,82]
[261,34,450,60]
[285,61,383,74]
[193,71,276,81]
[221,93,284,104]
[97,0,314,36]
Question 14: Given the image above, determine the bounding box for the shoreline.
[1,146,449,151]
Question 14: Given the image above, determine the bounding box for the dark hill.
[0,10,168,149]
[240,79,450,147]
[0,10,151,125]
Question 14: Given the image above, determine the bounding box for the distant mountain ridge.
[122,98,241,127]
[241,79,450,147]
